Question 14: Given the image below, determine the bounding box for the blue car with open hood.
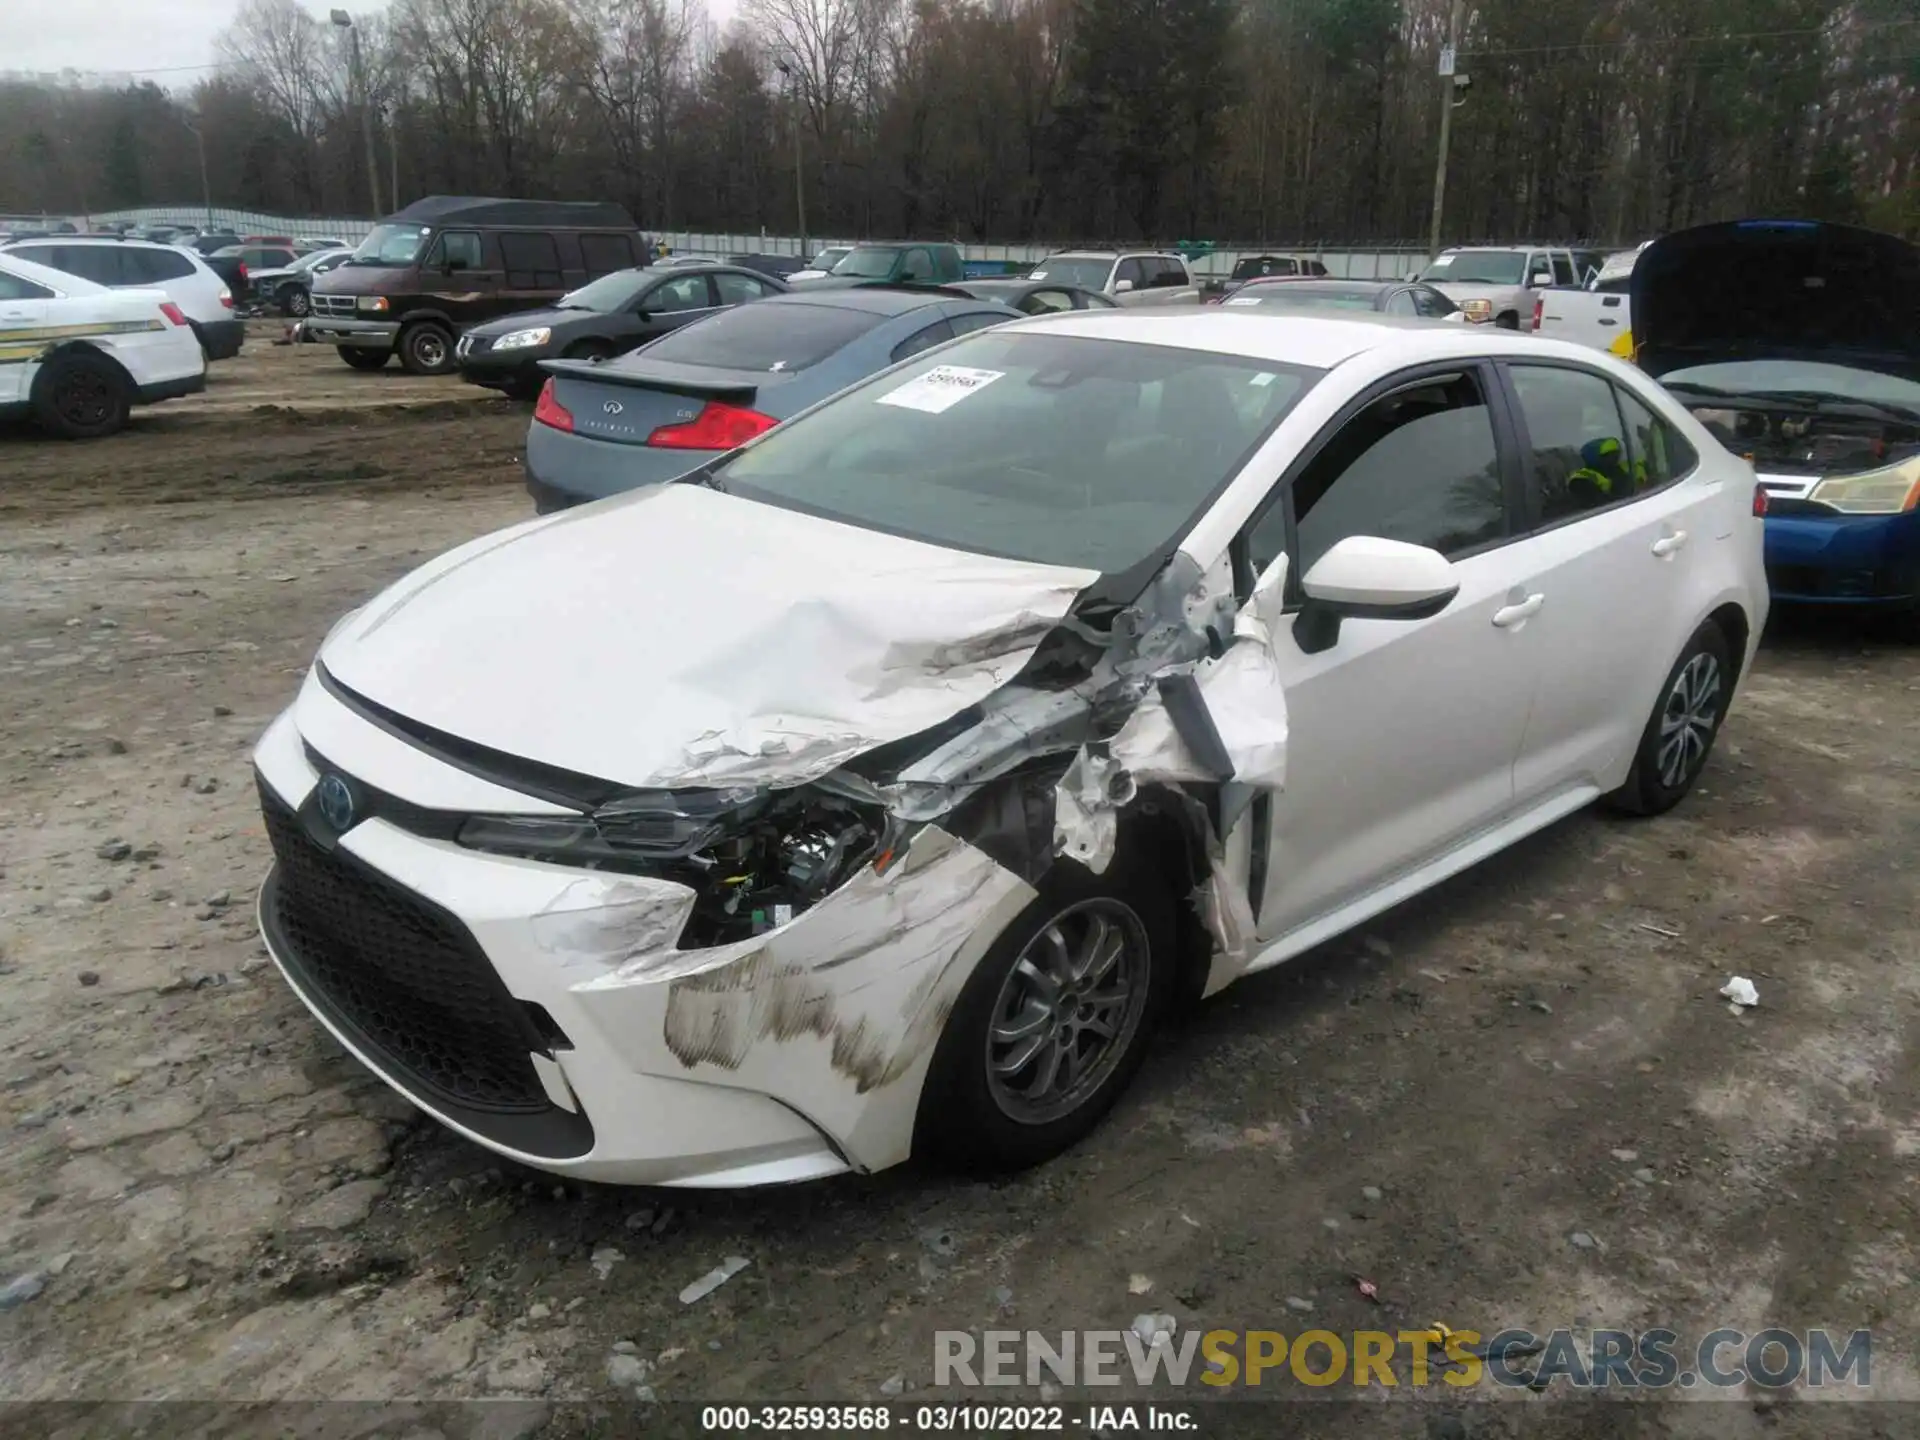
[1632,220,1920,621]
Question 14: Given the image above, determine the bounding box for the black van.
[305,196,645,375]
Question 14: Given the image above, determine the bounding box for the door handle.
[1651,529,1689,558]
[1492,593,1545,627]
[1598,318,1617,326]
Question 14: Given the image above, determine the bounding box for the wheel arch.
[29,340,135,401]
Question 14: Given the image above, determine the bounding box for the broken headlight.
[456,783,886,948]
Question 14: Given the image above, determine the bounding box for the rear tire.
[32,349,132,440]
[915,852,1172,1173]
[338,346,390,371]
[398,322,456,376]
[1605,621,1733,816]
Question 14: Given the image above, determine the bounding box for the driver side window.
[1247,369,1507,580]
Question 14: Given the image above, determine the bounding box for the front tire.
[915,854,1172,1172]
[398,322,456,376]
[1496,311,1520,330]
[338,346,390,371]
[1605,620,1733,816]
[32,349,132,440]
[285,287,310,318]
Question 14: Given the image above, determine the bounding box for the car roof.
[1000,307,1595,368]
[0,250,109,293]
[761,287,960,316]
[1245,277,1395,290]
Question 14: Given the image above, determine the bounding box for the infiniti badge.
[315,773,357,832]
[604,400,624,415]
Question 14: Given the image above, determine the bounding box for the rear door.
[0,265,53,408]
[1496,360,1716,803]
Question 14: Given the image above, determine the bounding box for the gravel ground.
[1,341,1917,1438]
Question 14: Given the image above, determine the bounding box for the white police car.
[0,250,206,439]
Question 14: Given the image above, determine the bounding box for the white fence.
[77,205,1434,281]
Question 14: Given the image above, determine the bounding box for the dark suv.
[306,195,645,375]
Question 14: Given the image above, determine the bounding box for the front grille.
[312,294,356,317]
[259,782,549,1113]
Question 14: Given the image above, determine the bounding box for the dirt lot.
[1,336,1917,1437]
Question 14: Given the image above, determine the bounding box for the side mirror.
[1114,278,1135,293]
[1530,270,1552,287]
[1293,536,1460,655]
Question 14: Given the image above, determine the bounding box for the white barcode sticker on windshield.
[1250,371,1277,386]
[1225,296,1262,306]
[876,365,1005,415]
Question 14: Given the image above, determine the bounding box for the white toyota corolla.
[253,311,1767,1187]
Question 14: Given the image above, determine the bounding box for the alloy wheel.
[1657,651,1722,788]
[985,899,1150,1126]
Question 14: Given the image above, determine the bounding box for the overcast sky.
[7,0,390,84]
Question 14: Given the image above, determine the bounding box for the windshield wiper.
[1666,383,1920,425]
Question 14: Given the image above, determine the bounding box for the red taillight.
[218,291,234,309]
[533,378,574,432]
[1530,297,1544,331]
[1752,484,1769,517]
[237,262,248,282]
[646,401,778,450]
[159,302,189,326]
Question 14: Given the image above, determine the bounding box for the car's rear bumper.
[306,318,399,349]
[136,371,207,405]
[522,420,711,509]
[196,318,245,361]
[1763,509,1920,606]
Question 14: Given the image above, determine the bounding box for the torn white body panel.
[318,483,1099,790]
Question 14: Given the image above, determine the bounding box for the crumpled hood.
[319,484,1101,792]
[1633,220,1920,384]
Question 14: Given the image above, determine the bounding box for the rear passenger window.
[500,232,563,289]
[1509,365,1639,523]
[712,271,772,305]
[0,270,53,300]
[891,318,953,363]
[947,311,1006,337]
[1551,254,1575,286]
[580,233,635,277]
[127,248,194,283]
[1616,387,1697,487]
[1255,370,1505,577]
[649,274,713,312]
[49,246,121,285]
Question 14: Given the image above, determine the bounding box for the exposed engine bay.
[1688,404,1920,477]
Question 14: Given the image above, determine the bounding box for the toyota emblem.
[315,773,357,832]
[603,400,624,415]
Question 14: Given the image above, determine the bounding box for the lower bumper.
[250,688,1034,1185]
[1763,510,1920,606]
[197,318,246,361]
[522,421,708,509]
[306,318,399,349]
[137,371,207,404]
[459,358,541,393]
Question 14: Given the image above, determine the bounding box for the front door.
[1241,364,1540,945]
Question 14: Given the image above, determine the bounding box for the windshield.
[1232,284,1378,311]
[1419,252,1527,285]
[557,269,649,312]
[1029,257,1114,289]
[712,331,1321,572]
[1661,360,1920,410]
[808,248,849,270]
[830,247,904,279]
[350,223,430,267]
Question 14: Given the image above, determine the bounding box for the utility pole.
[776,60,807,253]
[1427,0,1466,259]
[385,104,399,210]
[183,114,212,230]
[331,11,383,216]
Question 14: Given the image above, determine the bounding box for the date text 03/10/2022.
[699,1404,1196,1431]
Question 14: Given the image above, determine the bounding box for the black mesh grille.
[259,782,548,1113]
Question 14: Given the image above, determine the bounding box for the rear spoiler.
[538,357,759,405]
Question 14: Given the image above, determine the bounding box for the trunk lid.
[542,357,798,446]
[1632,220,1920,384]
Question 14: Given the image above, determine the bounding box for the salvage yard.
[1,339,1918,1438]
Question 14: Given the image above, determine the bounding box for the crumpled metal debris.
[679,1255,751,1305]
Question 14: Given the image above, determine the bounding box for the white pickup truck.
[1416,245,1591,328]
[1529,243,1647,355]
[1027,251,1200,307]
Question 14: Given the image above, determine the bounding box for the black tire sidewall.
[33,351,129,440]
[400,324,455,375]
[1621,621,1734,814]
[916,852,1174,1172]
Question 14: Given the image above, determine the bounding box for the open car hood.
[318,484,1100,792]
[1632,220,1920,385]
